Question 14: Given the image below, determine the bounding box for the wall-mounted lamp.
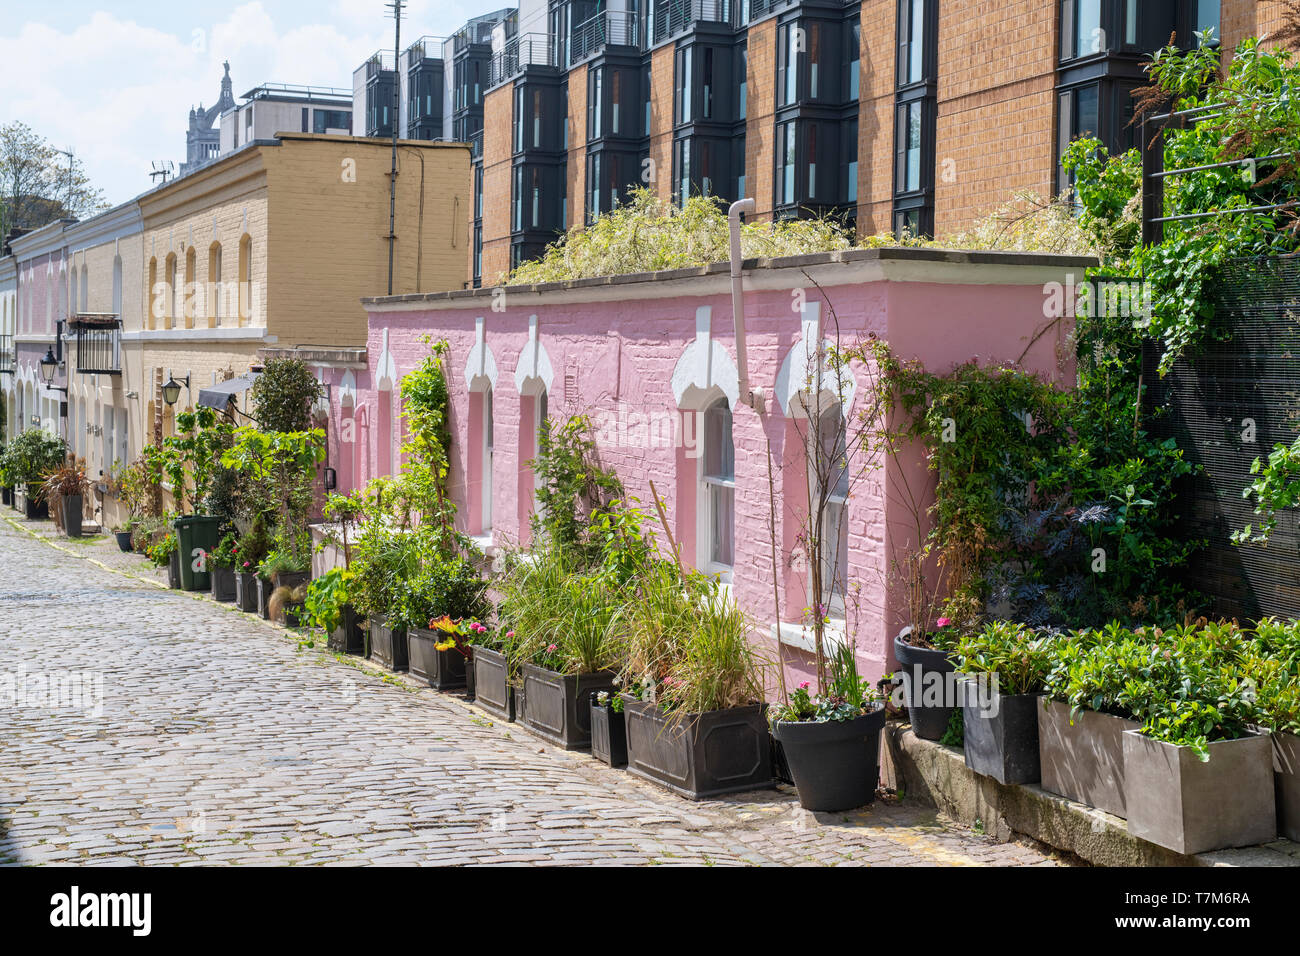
[38,346,67,393]
[161,372,190,407]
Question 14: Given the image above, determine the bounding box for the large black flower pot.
[61,494,84,537]
[327,604,366,655]
[590,696,628,768]
[256,577,271,619]
[471,645,514,721]
[209,566,237,602]
[623,699,773,800]
[464,652,476,700]
[408,627,468,689]
[369,614,408,671]
[234,571,259,613]
[894,631,957,741]
[114,530,133,552]
[24,494,48,520]
[167,550,182,589]
[0,486,10,506]
[772,706,887,811]
[519,663,618,750]
[961,684,1042,785]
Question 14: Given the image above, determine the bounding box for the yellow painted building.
[132,132,469,456]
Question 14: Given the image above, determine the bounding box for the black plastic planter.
[1,486,9,506]
[464,652,476,700]
[408,627,469,689]
[114,530,133,552]
[894,631,957,741]
[24,492,47,521]
[519,663,618,750]
[167,550,182,589]
[961,684,1042,785]
[61,494,84,537]
[327,604,366,655]
[209,566,237,602]
[772,706,887,811]
[623,699,773,800]
[471,645,514,721]
[369,614,408,671]
[590,696,628,768]
[234,571,259,613]
[256,577,271,619]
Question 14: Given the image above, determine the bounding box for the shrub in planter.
[207,533,240,602]
[391,555,490,688]
[40,458,90,538]
[893,621,959,741]
[369,613,408,671]
[2,430,66,521]
[304,568,365,654]
[770,642,886,811]
[234,570,260,614]
[620,570,771,799]
[503,559,625,749]
[1241,623,1300,841]
[591,690,628,768]
[953,621,1058,785]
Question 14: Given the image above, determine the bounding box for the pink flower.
[506,630,514,638]
[546,643,558,653]
[798,680,811,690]
[936,617,952,628]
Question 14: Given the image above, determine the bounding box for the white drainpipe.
[728,197,758,410]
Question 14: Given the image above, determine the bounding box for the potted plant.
[396,554,489,689]
[147,532,180,588]
[303,567,364,654]
[112,519,135,552]
[39,457,91,537]
[257,549,309,620]
[771,640,886,811]
[621,571,772,800]
[590,690,628,768]
[953,621,1057,785]
[4,429,66,520]
[1246,620,1300,842]
[505,563,623,750]
[207,532,240,602]
[894,619,960,742]
[470,624,516,721]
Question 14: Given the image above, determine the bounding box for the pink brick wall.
[341,260,1077,690]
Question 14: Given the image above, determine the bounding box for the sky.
[0,1,485,208]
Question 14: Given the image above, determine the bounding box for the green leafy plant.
[220,426,324,569]
[250,358,322,433]
[146,531,177,567]
[142,405,233,515]
[0,429,66,488]
[303,567,354,634]
[952,620,1058,696]
[209,532,241,570]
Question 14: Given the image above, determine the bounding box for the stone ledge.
[884,722,1300,867]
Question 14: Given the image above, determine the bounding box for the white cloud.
[0,3,397,207]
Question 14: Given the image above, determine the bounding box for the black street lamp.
[38,346,66,393]
[161,372,190,407]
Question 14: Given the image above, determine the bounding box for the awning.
[197,371,260,410]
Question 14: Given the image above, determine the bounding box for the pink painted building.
[338,248,1090,686]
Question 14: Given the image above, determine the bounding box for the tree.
[0,121,107,239]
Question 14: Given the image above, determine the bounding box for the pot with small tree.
[39,457,91,537]
[207,532,240,602]
[3,429,66,520]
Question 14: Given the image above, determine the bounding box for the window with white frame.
[815,403,849,609]
[701,397,735,570]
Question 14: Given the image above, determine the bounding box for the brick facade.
[746,17,777,223]
[566,63,588,230]
[480,81,515,285]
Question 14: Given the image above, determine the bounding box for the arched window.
[184,246,197,327]
[208,242,222,326]
[701,397,735,570]
[238,234,252,325]
[147,258,158,329]
[69,267,78,319]
[163,253,177,328]
[79,263,88,313]
[112,255,122,319]
[813,402,849,608]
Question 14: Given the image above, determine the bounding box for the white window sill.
[772,619,847,654]
[470,532,494,555]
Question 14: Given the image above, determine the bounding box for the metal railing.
[1141,103,1299,245]
[71,318,121,376]
[0,333,13,375]
[570,11,641,62]
[405,35,446,64]
[649,0,737,46]
[453,19,498,52]
[364,52,395,79]
[490,34,557,87]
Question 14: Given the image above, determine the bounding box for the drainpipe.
[728,197,757,410]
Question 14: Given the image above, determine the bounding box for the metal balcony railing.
[0,333,13,375]
[364,52,396,79]
[490,34,556,87]
[405,35,446,64]
[649,0,737,46]
[453,19,498,53]
[70,316,121,376]
[570,12,641,63]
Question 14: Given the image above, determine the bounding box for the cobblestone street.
[0,514,1060,867]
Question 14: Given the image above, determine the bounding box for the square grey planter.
[234,571,259,613]
[1271,731,1300,843]
[209,567,237,602]
[369,614,408,671]
[623,699,772,800]
[471,645,514,721]
[961,683,1042,785]
[1123,730,1276,855]
[591,698,627,768]
[327,604,366,655]
[519,663,618,750]
[1037,697,1138,818]
[408,627,468,689]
